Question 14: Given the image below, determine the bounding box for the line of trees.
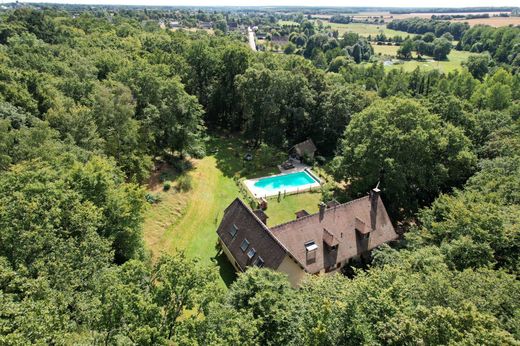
[387,17,469,40]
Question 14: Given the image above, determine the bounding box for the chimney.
[318,202,326,221]
[253,209,268,225]
[370,187,380,230]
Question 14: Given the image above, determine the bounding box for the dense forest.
[0,7,519,345]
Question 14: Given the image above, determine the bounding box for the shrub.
[163,181,172,191]
[177,174,193,192]
[145,193,161,204]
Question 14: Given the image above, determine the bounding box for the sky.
[11,0,520,7]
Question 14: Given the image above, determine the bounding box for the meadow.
[372,44,481,73]
[325,21,410,37]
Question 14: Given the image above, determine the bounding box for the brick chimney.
[370,187,380,230]
[318,202,326,221]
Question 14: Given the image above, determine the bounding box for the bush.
[171,158,193,173]
[145,193,161,204]
[163,181,172,191]
[177,174,193,192]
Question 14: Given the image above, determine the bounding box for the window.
[229,224,238,238]
[247,248,256,259]
[305,240,318,251]
[240,239,249,252]
[253,256,264,268]
[305,240,317,264]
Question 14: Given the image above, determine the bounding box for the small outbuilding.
[289,139,317,160]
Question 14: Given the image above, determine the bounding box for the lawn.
[264,192,322,227]
[372,45,481,73]
[278,20,300,26]
[143,135,322,287]
[325,22,410,38]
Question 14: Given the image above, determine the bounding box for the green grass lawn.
[326,22,410,38]
[372,45,481,73]
[278,20,300,26]
[265,192,322,226]
[143,134,322,287]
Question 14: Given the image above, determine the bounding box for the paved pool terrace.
[244,169,322,198]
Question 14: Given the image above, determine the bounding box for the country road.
[247,27,256,51]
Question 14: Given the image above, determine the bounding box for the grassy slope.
[143,135,322,287]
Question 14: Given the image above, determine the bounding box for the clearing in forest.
[143,135,322,287]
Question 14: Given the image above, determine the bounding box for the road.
[247,27,256,51]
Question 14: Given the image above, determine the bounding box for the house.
[199,21,213,29]
[271,35,289,45]
[216,188,398,286]
[169,21,181,28]
[289,139,317,160]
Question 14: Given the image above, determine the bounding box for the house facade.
[216,188,398,286]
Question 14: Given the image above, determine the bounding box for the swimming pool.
[244,170,321,198]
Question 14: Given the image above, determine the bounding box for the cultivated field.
[325,22,411,37]
[451,16,520,27]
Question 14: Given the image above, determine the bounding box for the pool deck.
[244,168,322,198]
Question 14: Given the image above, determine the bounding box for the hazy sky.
[15,0,520,7]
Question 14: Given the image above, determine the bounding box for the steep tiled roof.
[270,194,397,274]
[217,198,287,271]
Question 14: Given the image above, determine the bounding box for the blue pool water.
[254,171,317,193]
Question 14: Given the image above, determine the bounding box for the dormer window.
[229,224,238,238]
[305,240,317,264]
[240,239,249,252]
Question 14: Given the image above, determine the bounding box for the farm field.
[372,45,481,73]
[451,16,520,27]
[143,135,322,287]
[325,22,411,37]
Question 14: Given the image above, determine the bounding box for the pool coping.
[243,168,322,198]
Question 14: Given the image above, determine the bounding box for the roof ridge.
[234,198,307,269]
[270,195,370,231]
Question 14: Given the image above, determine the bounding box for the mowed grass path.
[145,156,238,263]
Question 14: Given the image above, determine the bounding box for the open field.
[143,135,322,287]
[451,16,520,27]
[326,22,411,37]
[372,45,481,73]
[314,12,517,27]
[279,20,300,26]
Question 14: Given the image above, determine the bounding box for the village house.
[216,188,398,286]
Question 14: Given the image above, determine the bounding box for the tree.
[227,268,297,345]
[464,54,490,80]
[90,80,152,181]
[432,37,452,60]
[397,39,413,59]
[333,97,476,216]
[152,253,220,340]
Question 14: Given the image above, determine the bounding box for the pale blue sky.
[14,0,520,7]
